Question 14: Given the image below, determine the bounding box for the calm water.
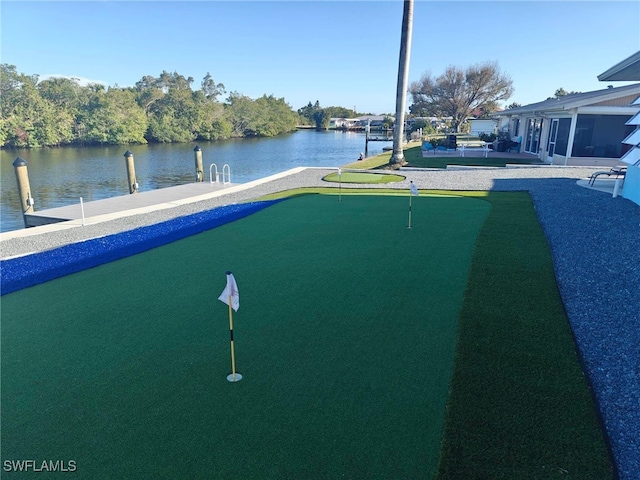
[1,130,391,232]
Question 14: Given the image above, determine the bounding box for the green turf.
[342,150,392,169]
[435,192,614,479]
[1,194,490,479]
[407,156,542,169]
[392,144,541,169]
[322,172,405,183]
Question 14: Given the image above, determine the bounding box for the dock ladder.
[209,163,231,184]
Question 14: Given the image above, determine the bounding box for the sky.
[1,0,639,114]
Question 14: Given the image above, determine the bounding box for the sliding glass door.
[524,118,543,155]
[546,119,559,158]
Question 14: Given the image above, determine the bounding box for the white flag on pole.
[218,271,239,312]
[410,181,419,196]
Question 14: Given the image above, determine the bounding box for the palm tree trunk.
[390,0,414,166]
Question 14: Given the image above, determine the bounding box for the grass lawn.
[407,155,542,169]
[1,190,612,479]
[342,150,393,170]
[342,143,542,171]
[403,144,542,169]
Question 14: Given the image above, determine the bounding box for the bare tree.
[390,0,414,166]
[410,62,513,132]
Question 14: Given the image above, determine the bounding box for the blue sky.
[1,1,639,114]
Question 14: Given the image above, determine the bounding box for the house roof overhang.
[494,83,640,118]
[598,51,640,81]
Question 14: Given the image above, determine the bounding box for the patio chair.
[421,142,435,156]
[588,166,627,186]
[507,136,522,153]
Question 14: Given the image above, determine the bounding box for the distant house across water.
[329,115,393,131]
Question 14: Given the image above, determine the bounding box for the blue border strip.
[0,200,283,295]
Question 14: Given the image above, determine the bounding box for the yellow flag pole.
[227,294,242,382]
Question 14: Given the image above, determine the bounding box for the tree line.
[0,65,300,148]
[296,101,362,129]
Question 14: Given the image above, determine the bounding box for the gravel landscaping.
[1,165,638,478]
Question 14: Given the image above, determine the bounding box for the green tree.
[2,65,300,146]
[546,87,581,100]
[138,71,200,142]
[37,77,85,112]
[225,92,258,137]
[193,76,231,140]
[81,87,147,145]
[298,101,321,126]
[193,96,232,140]
[135,75,165,114]
[313,109,330,130]
[225,93,296,137]
[324,106,357,119]
[253,95,297,136]
[0,64,74,147]
[298,102,356,129]
[201,73,225,101]
[409,61,513,133]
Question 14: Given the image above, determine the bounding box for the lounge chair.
[588,166,627,186]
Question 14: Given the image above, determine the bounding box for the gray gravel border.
[1,166,638,478]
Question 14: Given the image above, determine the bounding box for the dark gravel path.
[526,179,640,480]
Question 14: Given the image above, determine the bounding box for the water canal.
[1,130,390,232]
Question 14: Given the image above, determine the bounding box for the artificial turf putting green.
[436,192,613,479]
[1,194,489,479]
[322,172,405,183]
[0,191,612,479]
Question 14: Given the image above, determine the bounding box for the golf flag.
[219,271,242,382]
[408,181,418,229]
[218,271,239,312]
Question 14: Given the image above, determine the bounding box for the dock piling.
[13,157,35,227]
[194,146,204,182]
[124,150,138,194]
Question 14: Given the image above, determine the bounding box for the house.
[493,83,640,166]
[356,115,393,130]
[469,119,497,136]
[598,50,640,206]
[328,118,361,129]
